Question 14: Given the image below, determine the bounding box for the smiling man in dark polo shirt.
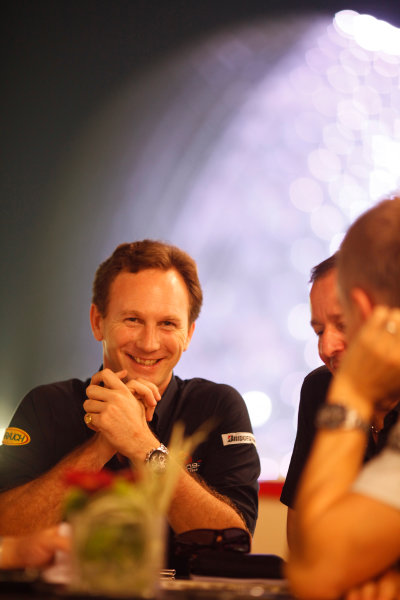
[0,240,260,552]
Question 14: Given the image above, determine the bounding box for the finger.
[91,368,128,388]
[125,379,159,407]
[133,378,161,401]
[85,384,118,402]
[145,405,156,422]
[83,398,104,414]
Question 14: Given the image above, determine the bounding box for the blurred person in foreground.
[281,255,400,547]
[287,197,400,599]
[0,527,69,570]
[0,240,260,565]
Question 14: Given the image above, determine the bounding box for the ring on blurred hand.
[84,413,92,426]
[385,320,397,335]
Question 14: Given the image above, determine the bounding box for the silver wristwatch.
[145,444,169,473]
[315,403,370,434]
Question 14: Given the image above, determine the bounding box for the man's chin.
[327,357,342,374]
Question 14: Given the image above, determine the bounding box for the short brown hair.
[309,253,338,284]
[92,240,203,323]
[338,196,400,307]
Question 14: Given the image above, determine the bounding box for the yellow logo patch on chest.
[2,427,31,445]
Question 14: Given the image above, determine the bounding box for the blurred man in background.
[281,254,400,547]
[287,197,400,599]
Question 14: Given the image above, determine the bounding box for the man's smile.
[128,354,162,367]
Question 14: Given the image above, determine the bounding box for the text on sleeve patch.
[2,427,31,446]
[221,432,256,446]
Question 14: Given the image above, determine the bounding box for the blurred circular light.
[259,457,280,481]
[329,175,367,213]
[339,47,370,76]
[353,85,382,116]
[243,391,272,428]
[308,148,342,182]
[289,177,324,212]
[310,204,346,241]
[371,135,400,171]
[369,169,399,199]
[280,371,305,407]
[337,99,366,130]
[334,10,359,37]
[323,123,355,155]
[354,15,386,52]
[312,85,339,118]
[374,56,400,78]
[327,65,359,93]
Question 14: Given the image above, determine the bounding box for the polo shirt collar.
[149,374,178,435]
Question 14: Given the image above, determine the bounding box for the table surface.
[0,572,295,600]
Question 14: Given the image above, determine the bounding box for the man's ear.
[90,304,104,341]
[184,322,195,351]
[350,287,374,321]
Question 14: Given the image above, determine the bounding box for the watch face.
[316,403,370,433]
[316,404,346,429]
[149,450,168,473]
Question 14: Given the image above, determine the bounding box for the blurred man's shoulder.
[303,365,332,388]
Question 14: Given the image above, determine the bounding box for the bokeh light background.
[1,9,400,480]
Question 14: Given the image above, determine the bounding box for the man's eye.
[162,321,176,328]
[314,330,323,337]
[125,318,138,324]
[337,322,346,333]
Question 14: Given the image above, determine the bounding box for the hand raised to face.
[83,368,160,461]
[332,305,400,407]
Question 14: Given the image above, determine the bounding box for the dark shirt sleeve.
[0,380,91,492]
[280,367,331,509]
[192,384,260,535]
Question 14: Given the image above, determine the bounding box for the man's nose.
[136,325,160,352]
[320,329,345,357]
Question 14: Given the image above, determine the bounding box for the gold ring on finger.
[84,413,92,426]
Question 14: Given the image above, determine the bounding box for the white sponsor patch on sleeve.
[221,432,256,446]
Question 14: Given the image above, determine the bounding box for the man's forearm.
[287,378,393,598]
[0,436,113,535]
[287,432,367,598]
[168,468,247,534]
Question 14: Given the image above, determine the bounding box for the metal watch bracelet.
[315,403,370,434]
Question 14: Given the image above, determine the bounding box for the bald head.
[338,196,400,308]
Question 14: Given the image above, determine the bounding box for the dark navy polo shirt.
[281,365,400,509]
[0,373,260,533]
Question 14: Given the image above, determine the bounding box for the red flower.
[65,470,114,493]
[64,468,139,494]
